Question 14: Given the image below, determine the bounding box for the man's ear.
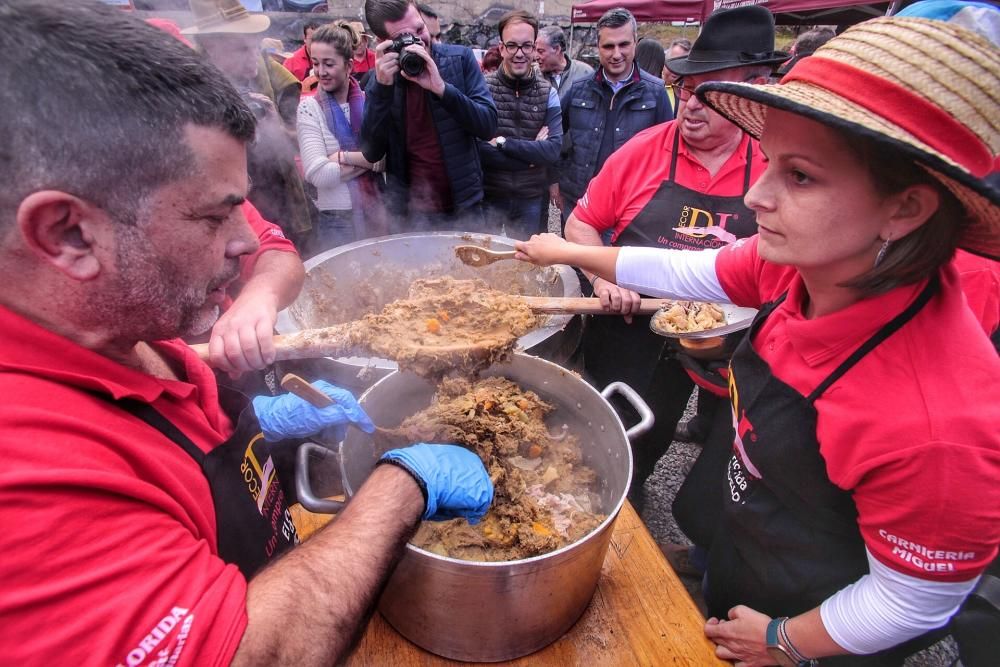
[882,183,941,242]
[15,191,107,281]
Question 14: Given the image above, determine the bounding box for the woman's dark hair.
[481,45,502,73]
[838,130,967,295]
[313,21,358,63]
[635,38,665,79]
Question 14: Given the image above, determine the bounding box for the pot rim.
[274,231,582,365]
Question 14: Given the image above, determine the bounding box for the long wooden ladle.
[188,321,503,370]
[188,296,673,366]
[189,297,670,358]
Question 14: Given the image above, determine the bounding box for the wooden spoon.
[280,373,399,437]
[191,322,513,375]
[522,296,671,316]
[454,245,518,267]
[279,373,336,408]
[190,297,674,364]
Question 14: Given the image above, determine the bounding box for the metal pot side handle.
[600,382,655,442]
[295,441,347,514]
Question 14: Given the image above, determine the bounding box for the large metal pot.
[275,232,583,392]
[296,353,653,661]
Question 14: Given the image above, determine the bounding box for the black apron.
[705,278,941,665]
[583,130,757,391]
[115,385,299,579]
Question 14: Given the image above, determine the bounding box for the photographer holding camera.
[360,0,497,231]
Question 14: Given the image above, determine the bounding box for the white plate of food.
[649,301,759,340]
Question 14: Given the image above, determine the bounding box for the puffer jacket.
[360,43,498,215]
[482,69,554,199]
[558,67,671,201]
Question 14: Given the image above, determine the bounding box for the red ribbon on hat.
[781,57,993,178]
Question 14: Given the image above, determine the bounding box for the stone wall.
[410,0,574,25]
[136,2,605,58]
[319,0,586,50]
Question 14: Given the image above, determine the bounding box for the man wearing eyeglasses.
[564,6,788,522]
[479,10,563,239]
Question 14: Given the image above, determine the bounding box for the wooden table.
[293,501,727,666]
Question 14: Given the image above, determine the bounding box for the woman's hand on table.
[704,605,773,666]
[513,233,571,267]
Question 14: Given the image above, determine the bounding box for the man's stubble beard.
[87,222,223,343]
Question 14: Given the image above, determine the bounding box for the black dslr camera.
[390,33,426,77]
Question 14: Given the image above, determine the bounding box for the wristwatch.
[495,135,507,149]
[766,617,817,667]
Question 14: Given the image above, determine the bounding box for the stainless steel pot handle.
[600,381,655,442]
[295,441,346,514]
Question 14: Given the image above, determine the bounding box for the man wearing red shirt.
[0,3,491,665]
[568,5,788,516]
[283,19,323,81]
[349,20,378,81]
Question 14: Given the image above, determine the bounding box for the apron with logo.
[114,385,299,579]
[704,279,941,665]
[583,129,756,393]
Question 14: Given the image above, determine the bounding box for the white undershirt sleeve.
[614,247,730,303]
[820,548,978,654]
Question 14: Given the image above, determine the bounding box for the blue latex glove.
[379,444,493,524]
[251,380,376,442]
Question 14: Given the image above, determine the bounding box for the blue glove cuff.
[251,395,285,442]
[376,456,431,518]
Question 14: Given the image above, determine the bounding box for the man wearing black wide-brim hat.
[565,5,788,519]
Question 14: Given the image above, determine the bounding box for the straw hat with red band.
[697,17,1000,261]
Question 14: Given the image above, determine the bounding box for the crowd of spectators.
[155,0,865,255]
[147,0,708,251]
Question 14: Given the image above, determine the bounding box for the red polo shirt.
[353,48,376,77]
[240,200,298,282]
[283,45,311,81]
[953,249,1000,335]
[716,237,1000,582]
[0,307,247,665]
[574,120,766,245]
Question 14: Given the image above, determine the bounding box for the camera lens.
[399,51,425,77]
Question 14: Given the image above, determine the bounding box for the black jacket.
[360,43,498,215]
[558,67,671,201]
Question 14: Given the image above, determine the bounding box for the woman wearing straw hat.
[514,17,1000,665]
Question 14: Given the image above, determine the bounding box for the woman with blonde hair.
[515,17,1000,665]
[297,22,386,251]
